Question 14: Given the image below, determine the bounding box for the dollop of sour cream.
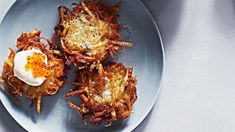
[13,49,48,86]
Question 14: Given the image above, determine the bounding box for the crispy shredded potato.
[0,29,65,113]
[65,62,137,126]
[53,0,133,67]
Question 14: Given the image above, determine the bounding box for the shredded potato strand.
[0,29,65,113]
[53,0,133,67]
[65,62,137,126]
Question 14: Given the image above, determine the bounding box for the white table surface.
[1,0,235,132]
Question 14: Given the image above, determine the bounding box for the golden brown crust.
[0,29,65,113]
[65,62,137,126]
[53,0,133,67]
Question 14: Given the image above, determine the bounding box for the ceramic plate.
[0,0,164,131]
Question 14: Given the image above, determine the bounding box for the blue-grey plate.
[0,0,164,131]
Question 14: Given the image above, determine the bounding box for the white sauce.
[13,49,48,86]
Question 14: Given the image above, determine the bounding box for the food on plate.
[0,29,65,113]
[0,0,138,127]
[53,0,133,68]
[65,62,137,126]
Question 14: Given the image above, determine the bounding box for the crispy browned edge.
[65,62,137,126]
[53,0,133,68]
[0,29,65,113]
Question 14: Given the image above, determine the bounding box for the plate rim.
[0,0,165,131]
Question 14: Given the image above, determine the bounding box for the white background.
[0,0,235,131]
